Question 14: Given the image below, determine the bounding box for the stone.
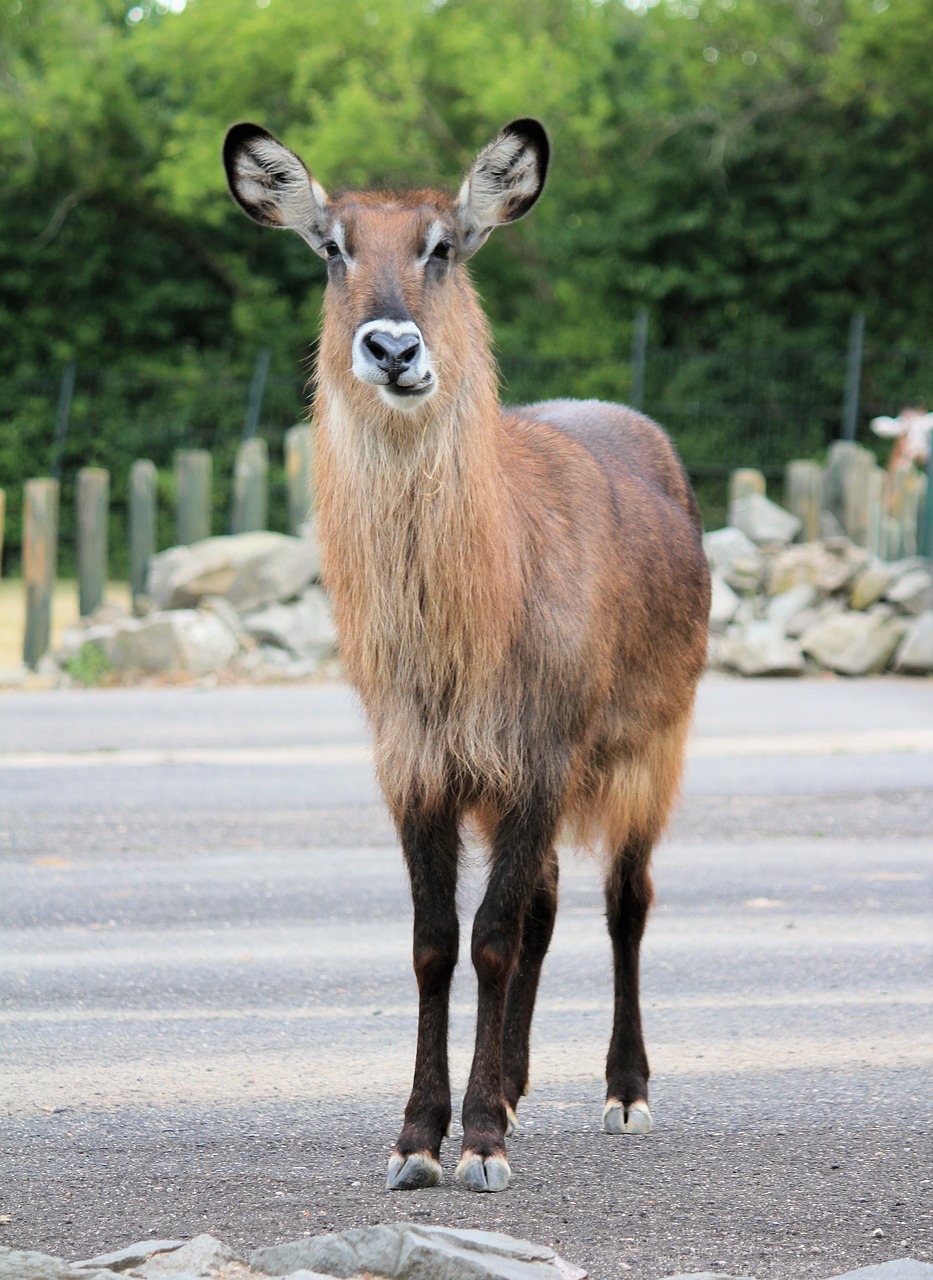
[765,583,818,630]
[893,611,933,673]
[702,527,759,574]
[850,561,899,611]
[708,575,740,634]
[823,1262,933,1279]
[135,1235,243,1277]
[768,541,867,597]
[801,611,908,676]
[242,587,337,661]
[660,1274,753,1280]
[147,532,321,613]
[74,1240,185,1272]
[0,1249,121,1280]
[885,569,933,616]
[717,622,805,676]
[93,611,241,678]
[251,1224,587,1280]
[729,492,802,546]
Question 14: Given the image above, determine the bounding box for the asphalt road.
[0,675,931,1280]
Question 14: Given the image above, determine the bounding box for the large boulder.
[148,532,321,613]
[251,1224,586,1280]
[729,493,802,546]
[893,611,933,674]
[768,539,868,597]
[242,587,338,661]
[885,568,933,616]
[717,621,805,676]
[83,610,241,678]
[708,574,740,634]
[800,611,908,676]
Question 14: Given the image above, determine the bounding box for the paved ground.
[0,675,931,1280]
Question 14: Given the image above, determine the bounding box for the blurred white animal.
[870,407,933,470]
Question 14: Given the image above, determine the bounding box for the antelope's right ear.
[223,123,332,257]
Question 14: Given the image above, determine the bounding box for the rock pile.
[2,1228,930,1280]
[705,495,933,677]
[0,1226,586,1280]
[45,489,933,684]
[55,529,338,683]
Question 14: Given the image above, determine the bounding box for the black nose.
[361,330,422,382]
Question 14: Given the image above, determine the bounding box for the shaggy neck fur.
[313,280,523,813]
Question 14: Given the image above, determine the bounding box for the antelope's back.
[514,396,711,691]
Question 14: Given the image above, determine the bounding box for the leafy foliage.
[1,0,931,570]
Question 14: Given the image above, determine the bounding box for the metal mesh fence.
[1,337,930,574]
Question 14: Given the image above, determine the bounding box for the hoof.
[504,1103,518,1138]
[454,1151,511,1193]
[602,1098,653,1135]
[386,1151,442,1190]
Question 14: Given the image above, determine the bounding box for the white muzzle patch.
[351,319,436,412]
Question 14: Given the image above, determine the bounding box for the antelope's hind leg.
[501,850,559,1135]
[386,805,460,1190]
[602,836,655,1137]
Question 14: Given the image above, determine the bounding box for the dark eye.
[430,240,452,261]
[323,240,342,260]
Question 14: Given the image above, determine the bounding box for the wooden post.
[129,459,157,604]
[889,469,925,558]
[842,449,880,550]
[822,440,861,530]
[921,448,933,561]
[23,478,59,669]
[729,468,766,507]
[76,467,109,618]
[230,437,268,534]
[728,469,766,527]
[175,449,212,546]
[784,461,822,543]
[284,424,315,534]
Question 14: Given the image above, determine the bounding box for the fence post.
[175,449,212,545]
[129,459,157,604]
[230,437,268,534]
[76,467,109,618]
[841,312,865,442]
[630,309,648,411]
[728,468,766,507]
[284,424,315,534]
[784,461,822,543]
[921,448,933,561]
[23,478,59,669]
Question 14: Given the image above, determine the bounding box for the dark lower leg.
[501,851,558,1113]
[604,841,654,1109]
[461,800,558,1165]
[393,805,460,1164]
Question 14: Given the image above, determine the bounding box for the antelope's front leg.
[456,801,557,1193]
[386,806,460,1190]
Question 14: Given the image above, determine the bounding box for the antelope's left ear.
[456,118,549,259]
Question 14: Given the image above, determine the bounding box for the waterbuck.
[223,117,710,1193]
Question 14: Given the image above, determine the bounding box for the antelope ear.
[456,118,549,259]
[223,122,332,257]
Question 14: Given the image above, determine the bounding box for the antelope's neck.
[313,374,519,702]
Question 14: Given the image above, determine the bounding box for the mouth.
[379,374,436,406]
